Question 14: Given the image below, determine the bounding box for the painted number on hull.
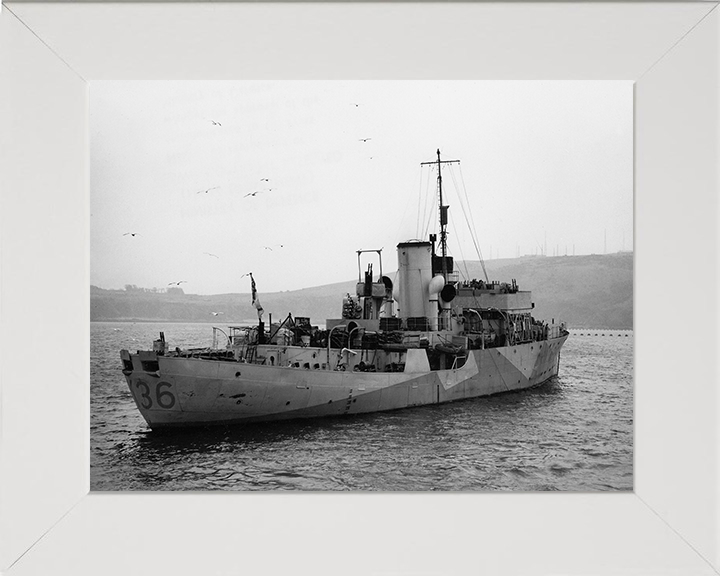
[134,380,176,410]
[156,381,176,409]
[135,381,152,409]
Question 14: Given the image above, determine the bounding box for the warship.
[120,150,569,428]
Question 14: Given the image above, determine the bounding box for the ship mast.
[421,149,459,280]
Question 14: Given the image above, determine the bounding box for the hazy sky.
[91,81,632,294]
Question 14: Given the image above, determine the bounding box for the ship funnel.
[396,241,433,319]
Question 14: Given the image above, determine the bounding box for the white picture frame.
[1,2,718,575]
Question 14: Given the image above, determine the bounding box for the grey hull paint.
[124,335,568,428]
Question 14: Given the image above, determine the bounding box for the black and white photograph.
[5,2,720,574]
[90,80,633,492]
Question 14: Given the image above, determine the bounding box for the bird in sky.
[204,252,219,258]
[211,120,222,126]
[211,312,224,316]
[123,232,140,237]
[197,186,220,194]
[244,191,263,198]
[359,138,372,142]
[260,178,270,182]
[168,281,187,286]
[263,244,284,251]
[240,272,251,278]
[351,103,360,107]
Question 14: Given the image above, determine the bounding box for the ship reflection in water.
[92,323,632,491]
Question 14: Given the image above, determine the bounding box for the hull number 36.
[134,380,176,410]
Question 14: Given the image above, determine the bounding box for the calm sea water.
[91,322,633,491]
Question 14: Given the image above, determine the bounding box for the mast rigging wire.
[421,166,438,240]
[446,164,489,283]
[416,157,490,284]
[448,209,471,282]
[418,163,436,239]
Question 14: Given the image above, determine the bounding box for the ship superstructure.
[120,151,569,428]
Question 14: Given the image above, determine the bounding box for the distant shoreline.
[91,253,633,330]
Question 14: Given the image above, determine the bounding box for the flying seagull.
[123,232,140,237]
[359,138,372,142]
[204,252,220,258]
[350,103,360,107]
[244,191,263,198]
[260,178,270,182]
[211,312,224,316]
[211,120,222,126]
[197,186,220,194]
[168,281,187,286]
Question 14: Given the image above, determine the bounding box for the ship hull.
[122,335,567,428]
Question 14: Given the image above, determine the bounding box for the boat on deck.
[120,150,569,428]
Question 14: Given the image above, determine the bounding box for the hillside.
[91,252,633,329]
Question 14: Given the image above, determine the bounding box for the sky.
[90,81,633,295]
